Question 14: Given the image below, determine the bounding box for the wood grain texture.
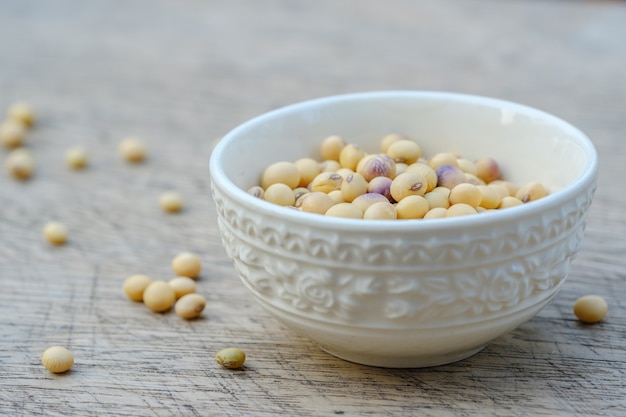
[1,0,625,416]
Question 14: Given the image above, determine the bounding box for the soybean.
[65,146,88,170]
[43,221,68,245]
[297,191,335,214]
[516,181,548,203]
[339,143,365,170]
[172,252,202,278]
[264,183,296,206]
[0,120,26,148]
[386,139,421,164]
[341,172,368,203]
[320,135,345,161]
[175,293,206,319]
[119,137,147,163]
[41,346,74,373]
[447,203,478,217]
[168,276,197,299]
[124,274,153,301]
[396,195,429,219]
[363,201,397,220]
[160,191,184,213]
[325,202,363,219]
[262,161,300,189]
[143,281,176,312]
[573,295,608,323]
[8,102,36,127]
[294,158,320,187]
[390,171,427,201]
[215,347,246,369]
[449,183,482,208]
[5,148,34,180]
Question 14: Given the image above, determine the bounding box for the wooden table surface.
[1,1,625,416]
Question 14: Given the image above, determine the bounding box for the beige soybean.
[172,252,202,278]
[424,207,448,219]
[516,181,548,203]
[309,172,343,193]
[119,137,147,163]
[43,221,68,245]
[456,158,478,175]
[431,186,452,196]
[124,274,153,301]
[293,187,310,201]
[341,172,368,202]
[380,133,408,153]
[320,135,345,161]
[475,157,501,183]
[215,347,246,369]
[335,167,354,180]
[143,281,176,312]
[499,196,524,209]
[449,183,482,208]
[406,163,437,192]
[160,191,184,213]
[396,195,429,219]
[8,102,35,127]
[319,159,342,173]
[5,147,34,180]
[464,173,485,186]
[325,202,363,219]
[175,293,206,319]
[0,120,26,148]
[264,183,295,206]
[390,171,427,202]
[363,201,397,220]
[65,146,88,170]
[338,143,365,170]
[297,191,335,214]
[488,183,511,199]
[447,203,478,217]
[327,189,345,204]
[168,276,197,299]
[294,158,320,187]
[247,185,265,199]
[394,162,408,177]
[351,193,389,213]
[490,180,518,197]
[477,185,502,209]
[428,152,458,169]
[386,139,421,164]
[261,161,300,189]
[424,191,450,209]
[41,346,74,373]
[573,295,608,323]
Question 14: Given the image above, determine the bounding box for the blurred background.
[1,0,624,143]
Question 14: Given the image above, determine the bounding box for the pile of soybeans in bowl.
[249,133,547,220]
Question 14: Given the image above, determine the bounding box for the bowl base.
[318,344,486,368]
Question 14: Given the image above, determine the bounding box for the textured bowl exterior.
[209,91,597,368]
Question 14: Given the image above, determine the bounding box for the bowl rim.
[209,90,598,233]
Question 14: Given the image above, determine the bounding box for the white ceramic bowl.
[209,91,597,368]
